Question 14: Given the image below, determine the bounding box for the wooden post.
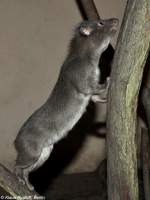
[107,0,150,199]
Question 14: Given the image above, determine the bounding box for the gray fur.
[14,18,118,190]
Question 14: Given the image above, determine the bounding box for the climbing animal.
[14,18,119,190]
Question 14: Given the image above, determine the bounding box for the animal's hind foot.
[23,169,35,191]
[25,180,34,191]
[17,176,26,185]
[17,175,34,191]
[14,166,25,185]
[14,166,34,191]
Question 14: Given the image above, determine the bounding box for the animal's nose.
[98,20,105,26]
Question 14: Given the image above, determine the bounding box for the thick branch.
[107,0,150,200]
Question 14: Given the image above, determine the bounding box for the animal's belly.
[67,103,87,128]
[57,97,90,140]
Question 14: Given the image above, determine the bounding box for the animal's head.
[71,18,119,56]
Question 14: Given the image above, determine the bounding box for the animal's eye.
[97,21,104,27]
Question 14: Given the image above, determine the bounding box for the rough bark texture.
[0,164,41,199]
[107,0,150,200]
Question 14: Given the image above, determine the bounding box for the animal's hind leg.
[17,145,53,191]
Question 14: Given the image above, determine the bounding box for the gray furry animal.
[14,18,118,190]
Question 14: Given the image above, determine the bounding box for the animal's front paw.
[91,94,107,103]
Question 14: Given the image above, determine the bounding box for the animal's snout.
[99,18,119,29]
[97,20,105,27]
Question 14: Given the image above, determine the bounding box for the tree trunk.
[107,0,150,200]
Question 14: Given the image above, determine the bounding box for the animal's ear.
[79,26,93,36]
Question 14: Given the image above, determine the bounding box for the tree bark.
[107,0,150,200]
